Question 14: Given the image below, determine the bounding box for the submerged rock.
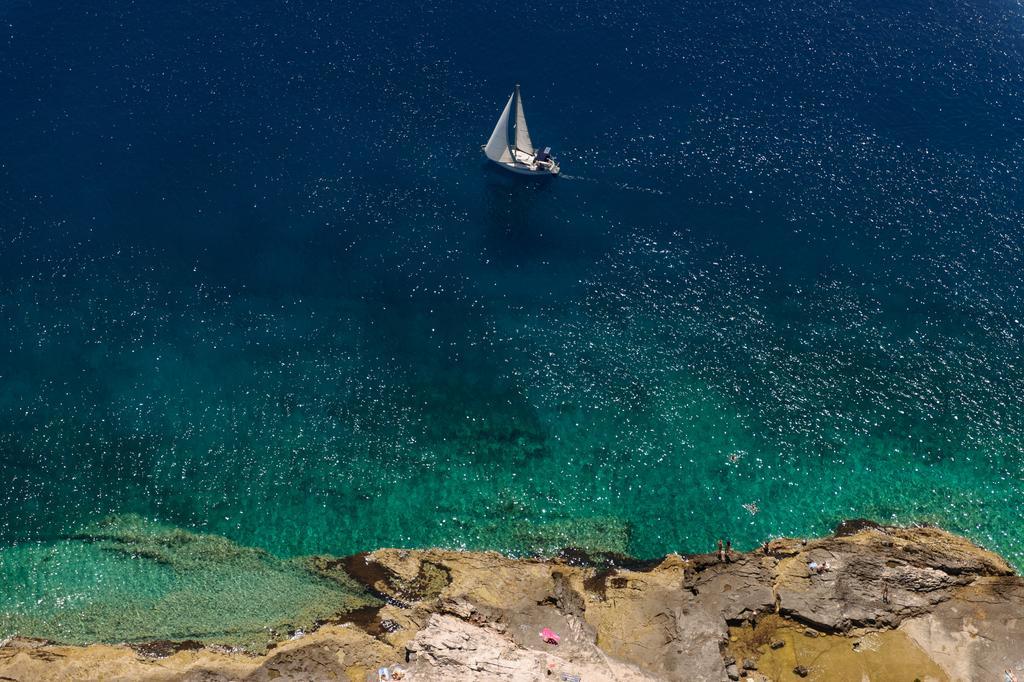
[0,515,380,650]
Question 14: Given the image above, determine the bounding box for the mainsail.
[513,86,534,154]
[484,93,514,162]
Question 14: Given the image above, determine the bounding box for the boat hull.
[481,148,559,176]
[490,160,559,176]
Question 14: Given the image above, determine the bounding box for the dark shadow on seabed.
[479,166,557,261]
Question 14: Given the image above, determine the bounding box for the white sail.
[514,87,534,154]
[484,93,514,162]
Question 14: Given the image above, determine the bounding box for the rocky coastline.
[2,521,1022,681]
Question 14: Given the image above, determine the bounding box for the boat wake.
[558,173,665,195]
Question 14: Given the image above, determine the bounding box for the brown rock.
[774,526,1013,632]
[2,524,1021,682]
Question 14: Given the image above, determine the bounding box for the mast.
[511,84,520,153]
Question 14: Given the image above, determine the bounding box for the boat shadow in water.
[479,169,560,263]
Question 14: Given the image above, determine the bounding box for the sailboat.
[482,84,560,176]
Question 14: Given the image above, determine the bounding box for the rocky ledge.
[2,521,1022,681]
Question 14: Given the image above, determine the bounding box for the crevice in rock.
[833,519,884,537]
[338,554,452,607]
[775,609,841,635]
[554,547,664,572]
[337,553,412,608]
[331,605,387,638]
[543,571,588,620]
[582,568,615,600]
[130,640,204,659]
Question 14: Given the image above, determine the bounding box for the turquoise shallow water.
[0,515,375,648]
[3,0,1024,645]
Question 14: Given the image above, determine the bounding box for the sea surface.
[2,0,1024,647]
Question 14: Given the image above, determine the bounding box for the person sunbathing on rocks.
[808,560,831,575]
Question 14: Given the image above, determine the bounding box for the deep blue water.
[3,0,1024,644]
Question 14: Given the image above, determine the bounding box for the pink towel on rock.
[540,628,561,645]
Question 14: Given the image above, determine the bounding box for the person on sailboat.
[534,146,554,170]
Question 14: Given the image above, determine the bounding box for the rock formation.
[2,522,1022,681]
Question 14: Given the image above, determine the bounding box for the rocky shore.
[1,521,1022,681]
